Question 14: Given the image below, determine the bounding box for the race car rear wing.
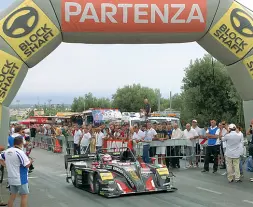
[64,154,97,170]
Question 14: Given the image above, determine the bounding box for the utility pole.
[16,100,20,117]
[37,96,40,109]
[157,90,161,112]
[169,91,172,111]
[48,99,52,116]
[83,96,86,111]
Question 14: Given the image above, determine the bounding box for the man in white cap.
[222,124,243,183]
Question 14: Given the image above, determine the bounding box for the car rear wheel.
[93,174,100,194]
[71,167,77,187]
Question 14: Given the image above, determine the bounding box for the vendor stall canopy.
[0,0,253,145]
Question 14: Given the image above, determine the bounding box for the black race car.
[64,148,177,197]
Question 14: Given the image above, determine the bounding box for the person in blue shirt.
[248,144,253,182]
[202,120,219,173]
[8,134,14,148]
[167,125,173,138]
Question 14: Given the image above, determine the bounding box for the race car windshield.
[120,149,135,162]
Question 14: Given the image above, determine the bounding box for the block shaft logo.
[0,0,60,61]
[0,51,23,104]
[210,2,253,58]
[3,7,39,38]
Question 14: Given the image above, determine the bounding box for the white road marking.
[58,174,66,177]
[243,200,253,205]
[196,187,222,195]
[3,177,38,181]
[47,194,55,199]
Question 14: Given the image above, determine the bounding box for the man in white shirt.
[80,126,91,154]
[0,137,33,207]
[171,123,183,168]
[183,123,198,168]
[132,126,145,141]
[73,125,82,155]
[6,126,27,188]
[132,126,145,156]
[191,120,202,165]
[141,122,157,163]
[222,124,243,183]
[95,127,105,153]
[216,122,228,170]
[172,123,183,139]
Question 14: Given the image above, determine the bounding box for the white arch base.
[0,0,252,145]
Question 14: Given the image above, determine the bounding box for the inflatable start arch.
[0,0,253,144]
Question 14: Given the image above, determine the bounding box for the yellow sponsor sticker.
[157,168,169,176]
[129,171,139,180]
[243,55,253,79]
[100,173,113,181]
[75,169,82,175]
[0,0,60,61]
[210,2,253,58]
[0,50,23,104]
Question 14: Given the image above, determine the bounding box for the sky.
[1,0,253,105]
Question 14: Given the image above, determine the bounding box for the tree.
[71,93,112,112]
[112,84,159,112]
[28,110,34,117]
[180,54,243,126]
[10,116,17,122]
[71,97,85,112]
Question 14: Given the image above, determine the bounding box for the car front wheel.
[71,167,77,187]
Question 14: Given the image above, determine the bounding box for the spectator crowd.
[68,119,252,184]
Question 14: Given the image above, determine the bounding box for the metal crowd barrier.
[66,141,74,155]
[133,139,211,168]
[34,135,248,169]
[34,134,65,153]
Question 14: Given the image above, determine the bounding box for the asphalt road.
[6,149,253,207]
